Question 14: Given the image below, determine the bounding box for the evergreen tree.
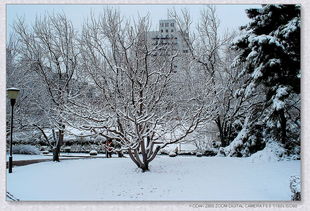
[232,5,300,150]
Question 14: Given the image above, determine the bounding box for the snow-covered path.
[6,156,300,201]
[6,154,49,161]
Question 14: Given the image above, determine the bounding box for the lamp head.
[7,87,20,100]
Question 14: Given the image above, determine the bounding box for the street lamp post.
[7,87,20,173]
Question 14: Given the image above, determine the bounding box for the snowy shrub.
[68,144,98,153]
[69,144,82,152]
[159,149,169,155]
[63,146,71,153]
[205,148,218,156]
[211,140,221,148]
[288,144,301,160]
[40,146,49,151]
[173,147,179,154]
[169,151,177,157]
[250,141,286,162]
[290,176,301,201]
[196,152,202,157]
[89,150,98,156]
[10,131,42,145]
[216,147,226,157]
[42,150,49,155]
[289,154,300,160]
[12,144,40,155]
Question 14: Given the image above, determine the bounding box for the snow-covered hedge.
[42,150,49,155]
[63,146,71,153]
[89,150,98,156]
[12,144,40,155]
[196,152,203,157]
[159,149,169,155]
[169,151,177,157]
[10,131,42,145]
[68,144,103,153]
[8,129,104,146]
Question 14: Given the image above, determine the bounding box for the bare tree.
[6,35,50,144]
[170,6,261,149]
[65,9,214,171]
[13,13,79,161]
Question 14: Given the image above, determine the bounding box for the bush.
[40,146,49,151]
[250,141,286,162]
[205,148,218,156]
[196,152,203,157]
[169,151,177,157]
[89,150,98,156]
[12,144,40,155]
[290,176,301,201]
[159,149,169,155]
[63,146,71,153]
[42,150,49,155]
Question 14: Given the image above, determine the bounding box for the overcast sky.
[6,4,261,37]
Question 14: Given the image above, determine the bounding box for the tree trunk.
[141,162,149,172]
[127,138,162,172]
[280,109,287,145]
[128,142,151,172]
[140,138,149,172]
[117,151,123,157]
[128,149,142,167]
[53,147,60,162]
[215,116,225,147]
[53,129,64,162]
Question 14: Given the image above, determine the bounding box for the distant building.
[147,19,190,72]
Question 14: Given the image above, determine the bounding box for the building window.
[171,29,174,32]
[183,50,188,53]
[171,23,174,27]
[160,23,164,27]
[165,29,168,33]
[161,29,163,33]
[165,23,169,27]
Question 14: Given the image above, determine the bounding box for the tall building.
[147,19,190,71]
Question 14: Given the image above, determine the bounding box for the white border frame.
[0,1,308,210]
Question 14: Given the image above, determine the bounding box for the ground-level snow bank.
[7,156,300,201]
[249,141,287,162]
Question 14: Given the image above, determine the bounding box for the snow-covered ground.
[7,156,300,201]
